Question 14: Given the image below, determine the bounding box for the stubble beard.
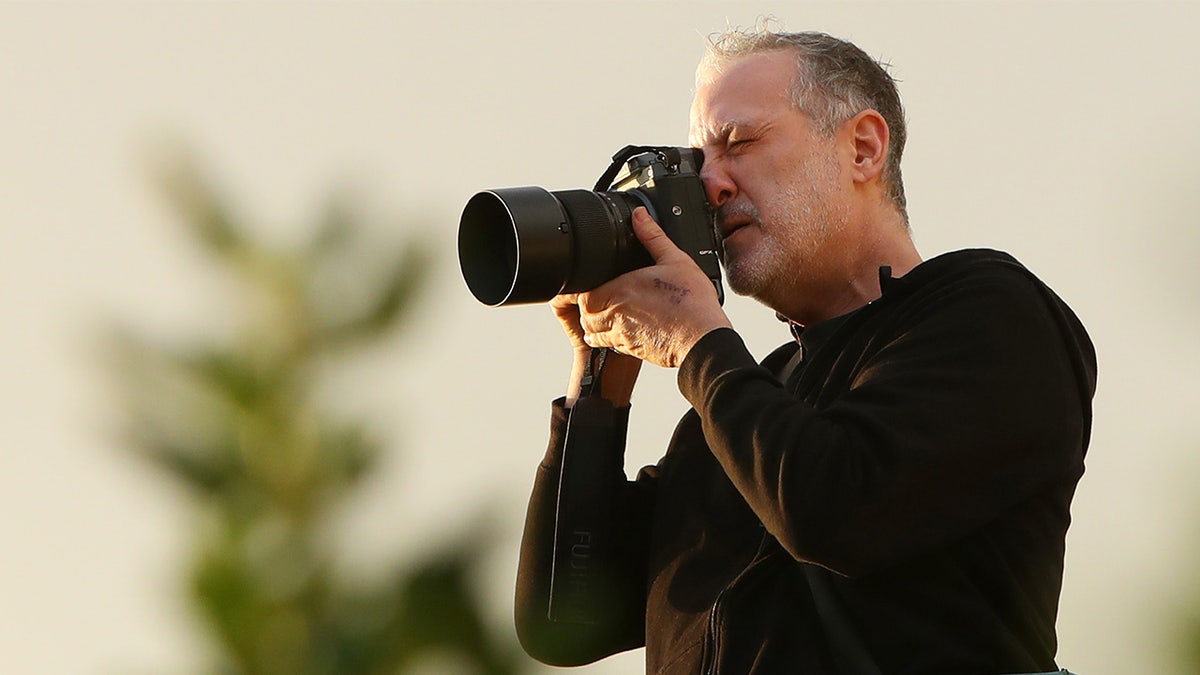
[720,159,847,303]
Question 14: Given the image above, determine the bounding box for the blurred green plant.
[110,154,522,675]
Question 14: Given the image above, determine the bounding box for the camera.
[458,145,723,306]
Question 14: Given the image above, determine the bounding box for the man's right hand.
[551,294,642,407]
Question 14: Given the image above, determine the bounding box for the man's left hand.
[575,207,733,368]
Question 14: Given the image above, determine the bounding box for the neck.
[776,211,921,327]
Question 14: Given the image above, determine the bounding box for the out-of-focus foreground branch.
[108,154,522,675]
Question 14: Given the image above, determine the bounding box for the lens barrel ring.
[553,190,626,293]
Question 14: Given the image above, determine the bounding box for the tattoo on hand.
[653,278,691,305]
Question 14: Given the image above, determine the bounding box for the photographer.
[513,29,1095,674]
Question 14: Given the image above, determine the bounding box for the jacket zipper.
[701,530,774,675]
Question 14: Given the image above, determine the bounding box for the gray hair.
[699,27,908,221]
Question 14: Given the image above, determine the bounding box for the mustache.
[715,200,759,232]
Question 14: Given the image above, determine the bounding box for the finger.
[581,319,608,348]
[550,293,579,310]
[577,301,609,335]
[632,207,687,264]
[578,304,622,349]
[583,328,624,354]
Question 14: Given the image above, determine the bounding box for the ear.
[845,109,889,184]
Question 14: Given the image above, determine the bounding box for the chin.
[723,265,765,299]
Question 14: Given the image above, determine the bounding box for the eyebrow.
[690,119,764,149]
[690,120,737,148]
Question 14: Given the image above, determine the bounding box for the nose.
[699,156,736,208]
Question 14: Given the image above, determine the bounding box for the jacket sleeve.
[513,398,654,665]
[677,269,1094,578]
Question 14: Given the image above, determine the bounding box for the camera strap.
[547,146,679,623]
[593,145,676,191]
[576,346,609,399]
[548,355,619,624]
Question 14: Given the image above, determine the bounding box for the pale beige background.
[2,1,1198,673]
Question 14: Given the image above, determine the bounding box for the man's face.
[689,50,852,306]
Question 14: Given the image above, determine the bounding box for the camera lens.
[459,188,569,306]
[458,187,645,306]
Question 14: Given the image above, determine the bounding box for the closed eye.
[727,137,755,153]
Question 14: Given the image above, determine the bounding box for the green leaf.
[317,422,381,487]
[192,536,261,663]
[309,192,358,257]
[315,243,431,348]
[155,153,249,258]
[175,347,276,412]
[133,434,241,496]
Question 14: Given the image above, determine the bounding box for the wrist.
[565,349,642,407]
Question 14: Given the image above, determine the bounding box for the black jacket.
[515,250,1097,674]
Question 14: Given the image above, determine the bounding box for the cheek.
[727,163,774,207]
[746,153,800,197]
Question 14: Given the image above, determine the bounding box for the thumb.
[632,207,686,264]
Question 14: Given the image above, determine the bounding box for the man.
[514,28,1095,674]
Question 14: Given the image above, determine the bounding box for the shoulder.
[900,249,1039,291]
[883,248,1061,321]
[876,248,1095,393]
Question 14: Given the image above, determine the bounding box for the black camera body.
[458,146,723,306]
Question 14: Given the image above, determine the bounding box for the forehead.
[689,50,798,145]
